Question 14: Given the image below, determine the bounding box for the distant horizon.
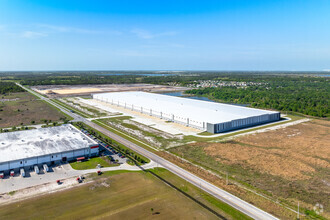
[0,69,329,73]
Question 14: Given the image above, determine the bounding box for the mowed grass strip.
[92,119,159,153]
[51,98,93,118]
[0,169,251,220]
[70,157,119,170]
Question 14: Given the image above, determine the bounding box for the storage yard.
[93,91,280,133]
[0,124,99,176]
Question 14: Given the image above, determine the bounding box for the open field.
[0,169,251,220]
[32,83,188,97]
[170,119,330,219]
[70,156,120,170]
[0,92,67,128]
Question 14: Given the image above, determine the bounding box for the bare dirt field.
[0,92,66,128]
[32,84,188,97]
[170,119,330,219]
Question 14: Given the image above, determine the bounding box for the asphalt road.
[18,83,279,220]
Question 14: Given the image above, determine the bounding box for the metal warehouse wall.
[208,113,280,133]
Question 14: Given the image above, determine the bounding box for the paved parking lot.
[0,163,81,194]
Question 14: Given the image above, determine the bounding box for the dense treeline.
[0,82,25,94]
[14,71,328,86]
[186,77,329,118]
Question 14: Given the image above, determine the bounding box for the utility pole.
[297,201,300,219]
[226,172,228,185]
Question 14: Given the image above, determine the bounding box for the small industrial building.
[93,91,280,133]
[0,124,99,175]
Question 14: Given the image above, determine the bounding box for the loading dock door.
[62,157,67,162]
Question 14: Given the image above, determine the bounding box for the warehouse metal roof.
[0,124,97,163]
[93,91,279,124]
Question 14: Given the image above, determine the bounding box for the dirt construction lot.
[170,119,330,218]
[32,84,188,97]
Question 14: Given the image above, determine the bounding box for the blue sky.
[0,0,329,71]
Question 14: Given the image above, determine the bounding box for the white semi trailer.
[20,168,25,177]
[43,164,49,172]
[34,165,39,174]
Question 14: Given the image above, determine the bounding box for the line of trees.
[0,82,25,94]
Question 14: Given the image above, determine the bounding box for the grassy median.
[70,157,119,170]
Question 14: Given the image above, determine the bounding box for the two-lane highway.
[17,83,279,220]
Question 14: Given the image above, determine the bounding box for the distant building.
[93,91,280,134]
[0,124,99,174]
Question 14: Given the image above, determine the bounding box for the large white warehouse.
[0,124,99,174]
[93,91,280,133]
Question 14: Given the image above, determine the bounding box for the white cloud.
[131,28,176,39]
[38,24,122,35]
[21,31,48,39]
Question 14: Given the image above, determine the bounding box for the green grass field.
[70,156,119,170]
[0,169,251,220]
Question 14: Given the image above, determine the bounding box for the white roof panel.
[93,92,279,124]
[0,124,97,163]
